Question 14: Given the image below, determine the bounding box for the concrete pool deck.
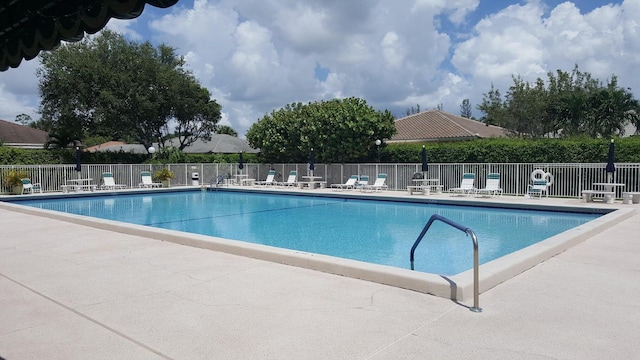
[1,188,639,359]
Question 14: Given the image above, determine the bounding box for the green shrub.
[2,137,638,165]
[384,137,640,163]
[1,169,28,188]
[152,168,175,181]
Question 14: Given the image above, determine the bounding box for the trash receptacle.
[191,172,199,186]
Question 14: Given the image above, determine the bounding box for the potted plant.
[2,169,28,195]
[153,168,175,188]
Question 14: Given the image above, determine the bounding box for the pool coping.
[0,187,634,301]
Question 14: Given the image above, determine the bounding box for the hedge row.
[0,147,259,165]
[1,137,637,165]
[382,137,640,164]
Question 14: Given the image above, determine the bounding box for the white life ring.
[531,169,553,186]
[531,169,546,182]
[545,173,554,186]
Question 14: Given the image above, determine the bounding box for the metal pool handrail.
[410,214,481,313]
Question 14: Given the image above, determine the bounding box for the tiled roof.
[175,135,259,154]
[84,141,127,152]
[93,144,148,154]
[390,110,508,143]
[0,119,48,148]
[90,134,259,154]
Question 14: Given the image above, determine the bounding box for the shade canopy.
[0,0,178,71]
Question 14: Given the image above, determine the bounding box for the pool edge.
[0,193,632,301]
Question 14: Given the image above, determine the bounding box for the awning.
[0,0,178,71]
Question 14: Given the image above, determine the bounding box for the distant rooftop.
[0,119,48,149]
[390,110,508,143]
[89,134,259,154]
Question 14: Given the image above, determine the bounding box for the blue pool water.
[15,191,599,275]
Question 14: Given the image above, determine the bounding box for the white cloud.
[451,0,640,117]
[381,32,406,68]
[0,59,40,122]
[0,0,637,137]
[105,18,144,41]
[453,1,547,82]
[412,0,480,25]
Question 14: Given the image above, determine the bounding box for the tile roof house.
[88,134,259,154]
[172,135,259,154]
[84,141,127,152]
[389,110,509,143]
[0,119,49,149]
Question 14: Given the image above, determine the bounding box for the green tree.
[15,113,32,125]
[43,112,84,149]
[583,76,639,138]
[216,125,238,137]
[405,104,421,116]
[169,74,221,150]
[459,99,472,118]
[246,97,396,163]
[546,65,600,137]
[477,83,506,126]
[503,76,550,138]
[37,30,221,152]
[29,118,53,132]
[478,65,639,138]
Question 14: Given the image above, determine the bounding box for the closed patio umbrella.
[606,139,615,182]
[238,152,244,174]
[75,146,82,173]
[421,145,428,177]
[309,148,315,176]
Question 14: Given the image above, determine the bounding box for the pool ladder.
[208,175,227,190]
[410,214,482,313]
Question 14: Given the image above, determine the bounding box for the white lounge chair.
[255,170,277,186]
[449,173,476,196]
[331,175,358,191]
[361,173,388,192]
[100,172,127,190]
[277,170,299,187]
[139,171,162,188]
[21,178,42,194]
[476,173,502,197]
[355,175,369,190]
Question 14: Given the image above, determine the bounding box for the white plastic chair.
[527,179,548,199]
[255,170,276,186]
[449,173,476,196]
[331,175,358,191]
[101,172,127,190]
[361,174,388,192]
[277,171,299,187]
[355,175,369,190]
[21,178,42,194]
[476,173,502,197]
[139,171,162,188]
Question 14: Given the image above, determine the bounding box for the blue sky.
[0,0,636,138]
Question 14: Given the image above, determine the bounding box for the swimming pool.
[12,190,600,276]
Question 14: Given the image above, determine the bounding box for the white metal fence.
[2,162,639,198]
